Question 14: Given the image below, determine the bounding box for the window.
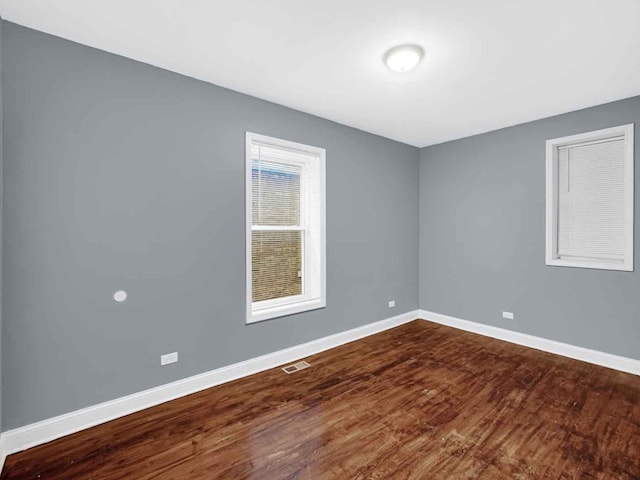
[546,124,634,271]
[246,132,326,323]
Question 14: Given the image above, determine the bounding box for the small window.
[546,124,634,271]
[246,132,326,323]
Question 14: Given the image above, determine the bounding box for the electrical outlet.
[161,352,178,366]
[502,311,514,320]
[388,300,396,308]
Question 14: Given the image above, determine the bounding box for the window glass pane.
[252,159,301,226]
[252,230,302,302]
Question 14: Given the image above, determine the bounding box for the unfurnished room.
[0,1,638,479]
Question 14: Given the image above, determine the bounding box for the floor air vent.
[282,361,311,374]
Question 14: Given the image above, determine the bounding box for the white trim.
[419,309,640,376]
[251,297,325,322]
[251,225,305,231]
[1,310,419,458]
[5,308,639,461]
[545,123,634,271]
[245,132,327,324]
[0,435,6,473]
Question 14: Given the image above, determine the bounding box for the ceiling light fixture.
[384,44,424,73]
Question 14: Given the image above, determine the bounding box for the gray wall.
[419,96,640,360]
[1,22,419,430]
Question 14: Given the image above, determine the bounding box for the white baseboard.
[1,310,419,458]
[7,307,634,466]
[0,434,6,473]
[419,309,640,376]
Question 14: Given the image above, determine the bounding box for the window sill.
[247,298,326,324]
[546,257,633,272]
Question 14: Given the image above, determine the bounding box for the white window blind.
[251,154,303,303]
[557,138,625,261]
[546,124,634,271]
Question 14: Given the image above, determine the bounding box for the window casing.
[545,124,634,271]
[246,132,326,323]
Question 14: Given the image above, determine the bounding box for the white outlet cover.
[502,311,514,320]
[388,300,396,308]
[161,352,178,366]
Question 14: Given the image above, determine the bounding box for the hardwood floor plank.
[2,320,639,479]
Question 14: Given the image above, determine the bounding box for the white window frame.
[246,132,326,324]
[545,124,634,271]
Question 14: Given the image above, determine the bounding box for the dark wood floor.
[2,320,639,479]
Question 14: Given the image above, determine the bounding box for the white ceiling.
[1,0,639,147]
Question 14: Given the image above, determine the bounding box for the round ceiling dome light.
[384,44,424,73]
